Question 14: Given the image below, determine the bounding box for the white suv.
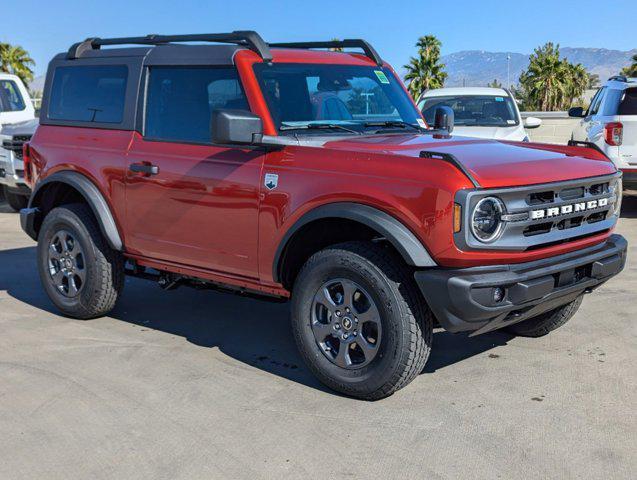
[570,76,637,188]
[417,87,541,142]
[0,73,36,210]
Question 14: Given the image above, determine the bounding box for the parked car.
[418,87,541,141]
[0,73,36,209]
[0,119,37,210]
[20,32,626,400]
[570,75,637,189]
[0,73,35,128]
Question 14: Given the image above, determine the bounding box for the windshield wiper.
[363,120,423,132]
[280,123,362,135]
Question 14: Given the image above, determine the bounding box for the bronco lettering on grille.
[531,197,610,220]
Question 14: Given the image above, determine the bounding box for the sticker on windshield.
[495,97,504,102]
[374,70,390,84]
[417,119,427,128]
[507,119,516,124]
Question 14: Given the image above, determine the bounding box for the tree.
[587,73,600,89]
[487,79,502,88]
[329,38,344,53]
[403,35,447,99]
[518,42,589,111]
[621,54,637,77]
[0,43,35,85]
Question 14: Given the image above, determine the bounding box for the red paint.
[29,48,619,296]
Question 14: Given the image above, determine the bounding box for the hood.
[0,118,38,137]
[450,125,525,141]
[322,133,616,189]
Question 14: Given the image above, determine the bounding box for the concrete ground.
[0,197,635,480]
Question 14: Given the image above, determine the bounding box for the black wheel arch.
[273,202,436,286]
[28,171,123,251]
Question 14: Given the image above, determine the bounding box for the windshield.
[253,63,423,134]
[0,80,26,113]
[419,94,519,127]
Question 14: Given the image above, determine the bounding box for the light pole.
[361,92,374,115]
[507,54,511,89]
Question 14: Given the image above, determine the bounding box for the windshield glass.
[0,80,26,112]
[419,94,519,127]
[253,63,423,133]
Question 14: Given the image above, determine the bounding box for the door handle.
[129,163,159,176]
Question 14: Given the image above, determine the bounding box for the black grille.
[2,135,32,160]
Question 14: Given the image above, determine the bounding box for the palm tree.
[562,62,589,109]
[519,43,570,111]
[403,35,447,99]
[0,43,35,84]
[487,79,502,88]
[621,54,637,77]
[587,73,600,89]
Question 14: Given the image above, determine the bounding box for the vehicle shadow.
[0,245,512,394]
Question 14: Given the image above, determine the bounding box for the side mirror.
[524,116,542,129]
[433,106,454,133]
[211,109,263,145]
[568,107,585,118]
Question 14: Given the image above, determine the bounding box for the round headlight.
[471,197,506,243]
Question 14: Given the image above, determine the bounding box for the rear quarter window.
[47,65,128,123]
[618,88,637,115]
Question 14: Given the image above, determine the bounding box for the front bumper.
[0,150,29,193]
[415,234,627,335]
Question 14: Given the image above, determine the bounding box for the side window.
[601,89,623,116]
[588,87,606,116]
[48,65,128,123]
[618,88,637,115]
[0,80,26,112]
[144,67,248,143]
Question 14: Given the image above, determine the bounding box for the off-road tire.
[291,241,433,400]
[504,295,583,337]
[3,187,28,212]
[37,203,125,319]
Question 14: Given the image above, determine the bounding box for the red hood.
[322,133,617,188]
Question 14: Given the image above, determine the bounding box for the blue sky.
[2,0,636,77]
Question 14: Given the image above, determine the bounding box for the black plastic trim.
[419,150,480,187]
[414,234,627,335]
[273,202,436,282]
[28,171,123,251]
[269,39,382,65]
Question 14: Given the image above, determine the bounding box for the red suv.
[21,32,626,399]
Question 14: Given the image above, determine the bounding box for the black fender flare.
[29,171,123,251]
[273,202,436,282]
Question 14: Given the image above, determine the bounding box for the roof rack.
[609,75,628,82]
[67,30,273,62]
[269,39,383,65]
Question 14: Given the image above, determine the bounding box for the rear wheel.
[291,241,432,400]
[3,187,28,211]
[504,296,583,337]
[37,203,125,319]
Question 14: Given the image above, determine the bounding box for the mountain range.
[441,47,636,88]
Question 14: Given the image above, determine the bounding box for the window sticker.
[495,96,504,102]
[506,119,516,124]
[374,70,390,84]
[417,118,427,128]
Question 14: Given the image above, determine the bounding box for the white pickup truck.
[0,73,36,210]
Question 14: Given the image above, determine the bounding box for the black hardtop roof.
[60,30,383,65]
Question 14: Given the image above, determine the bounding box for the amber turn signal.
[453,203,462,233]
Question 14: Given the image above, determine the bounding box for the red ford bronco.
[20,32,626,399]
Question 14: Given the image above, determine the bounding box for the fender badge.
[264,173,279,190]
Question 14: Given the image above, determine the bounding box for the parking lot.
[0,196,635,480]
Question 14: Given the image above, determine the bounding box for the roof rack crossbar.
[608,75,628,82]
[66,30,273,62]
[269,39,382,65]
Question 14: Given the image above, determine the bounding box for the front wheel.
[504,296,583,337]
[290,241,432,400]
[37,203,125,319]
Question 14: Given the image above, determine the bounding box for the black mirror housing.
[211,109,263,145]
[433,106,454,133]
[568,107,585,118]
